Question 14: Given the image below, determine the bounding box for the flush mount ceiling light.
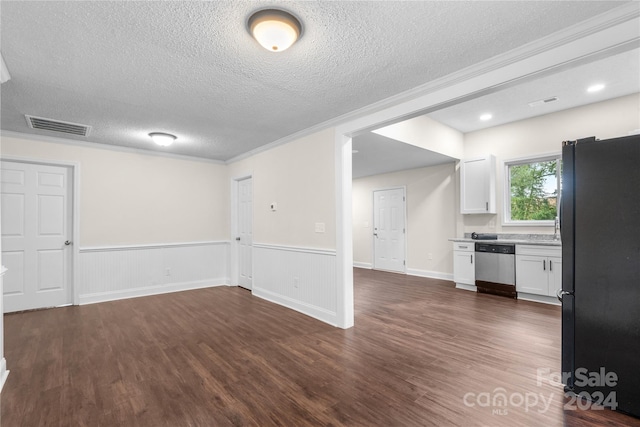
[587,83,605,93]
[248,9,302,52]
[149,132,176,147]
[479,113,493,121]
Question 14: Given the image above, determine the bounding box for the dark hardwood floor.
[2,268,639,426]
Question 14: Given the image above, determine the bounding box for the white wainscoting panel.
[78,242,229,304]
[253,243,338,326]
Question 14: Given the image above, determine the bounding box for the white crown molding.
[0,130,225,165]
[227,3,639,164]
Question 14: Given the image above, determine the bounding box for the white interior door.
[373,188,406,273]
[1,161,73,312]
[237,177,253,290]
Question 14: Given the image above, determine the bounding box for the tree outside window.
[505,156,561,224]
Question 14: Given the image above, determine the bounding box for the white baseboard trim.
[455,283,477,292]
[0,358,8,393]
[406,268,454,281]
[353,261,372,269]
[78,278,228,305]
[252,287,338,327]
[518,292,560,306]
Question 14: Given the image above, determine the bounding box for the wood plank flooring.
[2,268,639,426]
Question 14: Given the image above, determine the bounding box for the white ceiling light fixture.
[149,132,177,147]
[248,9,302,52]
[587,83,605,93]
[479,113,493,121]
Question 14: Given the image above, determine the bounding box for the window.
[504,155,561,225]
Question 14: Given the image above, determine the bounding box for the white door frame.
[0,155,81,306]
[372,186,407,274]
[230,172,252,288]
[335,9,638,329]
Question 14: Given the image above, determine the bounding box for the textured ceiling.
[0,1,628,161]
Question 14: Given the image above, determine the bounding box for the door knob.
[64,240,72,246]
[236,237,241,241]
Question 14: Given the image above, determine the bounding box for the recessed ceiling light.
[248,9,302,52]
[149,132,176,147]
[587,84,605,93]
[479,113,493,121]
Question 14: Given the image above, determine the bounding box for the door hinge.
[403,228,406,233]
[403,196,406,201]
[403,260,406,265]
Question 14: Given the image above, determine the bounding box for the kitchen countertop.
[449,234,561,247]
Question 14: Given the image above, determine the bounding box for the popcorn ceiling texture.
[0,1,624,160]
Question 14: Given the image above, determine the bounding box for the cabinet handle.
[543,260,546,271]
[486,202,488,211]
[470,254,473,264]
[549,260,552,271]
[459,245,468,249]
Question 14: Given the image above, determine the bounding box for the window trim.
[502,152,562,227]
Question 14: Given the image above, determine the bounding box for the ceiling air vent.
[25,115,91,137]
[528,97,559,108]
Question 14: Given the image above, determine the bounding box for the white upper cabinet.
[460,155,496,214]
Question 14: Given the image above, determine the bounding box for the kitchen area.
[451,152,563,305]
[451,233,561,305]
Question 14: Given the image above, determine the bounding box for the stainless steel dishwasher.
[475,243,517,298]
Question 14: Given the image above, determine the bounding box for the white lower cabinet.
[453,242,475,291]
[516,245,562,297]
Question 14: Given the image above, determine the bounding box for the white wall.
[353,163,457,278]
[227,128,336,250]
[1,134,230,305]
[227,128,340,325]
[1,134,229,246]
[462,93,640,235]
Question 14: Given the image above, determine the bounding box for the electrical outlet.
[428,253,433,260]
[293,277,299,288]
[315,222,325,233]
[165,268,171,276]
[488,218,496,229]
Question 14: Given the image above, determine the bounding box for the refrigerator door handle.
[557,289,574,302]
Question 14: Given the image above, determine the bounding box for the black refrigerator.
[560,134,640,418]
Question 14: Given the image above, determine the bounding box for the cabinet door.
[516,255,548,295]
[548,256,562,297]
[453,251,475,285]
[460,155,496,214]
